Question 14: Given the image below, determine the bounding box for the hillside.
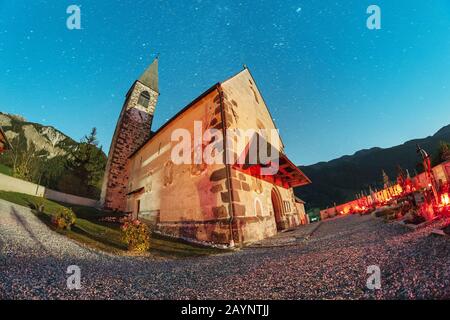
[0,112,107,199]
[295,124,450,210]
[0,113,78,157]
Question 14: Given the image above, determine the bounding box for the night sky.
[1,0,450,165]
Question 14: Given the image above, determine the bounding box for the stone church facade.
[101,58,311,247]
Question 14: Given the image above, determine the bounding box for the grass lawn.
[0,163,13,176]
[0,190,227,257]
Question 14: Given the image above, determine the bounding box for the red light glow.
[441,193,450,206]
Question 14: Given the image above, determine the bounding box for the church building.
[0,126,11,154]
[101,58,311,246]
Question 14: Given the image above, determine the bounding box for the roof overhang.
[232,133,311,188]
[295,196,305,204]
[126,187,144,196]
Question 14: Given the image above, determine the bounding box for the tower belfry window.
[138,91,150,108]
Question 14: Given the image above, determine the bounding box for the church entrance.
[271,188,283,231]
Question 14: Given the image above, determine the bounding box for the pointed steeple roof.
[139,56,158,93]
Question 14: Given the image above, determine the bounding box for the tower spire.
[139,56,159,93]
[101,56,159,211]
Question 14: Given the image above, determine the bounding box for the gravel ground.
[1,199,450,300]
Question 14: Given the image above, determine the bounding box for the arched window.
[138,91,150,108]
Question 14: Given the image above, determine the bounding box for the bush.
[373,208,395,218]
[121,218,151,252]
[52,208,76,230]
[404,210,426,225]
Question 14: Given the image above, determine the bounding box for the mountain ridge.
[0,112,79,158]
[0,112,106,199]
[295,124,450,210]
[2,112,449,209]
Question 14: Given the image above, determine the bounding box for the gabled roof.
[233,133,312,188]
[128,83,220,159]
[128,65,302,170]
[138,57,159,93]
[221,67,286,151]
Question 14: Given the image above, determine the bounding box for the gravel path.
[1,199,450,299]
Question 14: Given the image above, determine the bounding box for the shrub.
[51,208,76,230]
[373,208,395,218]
[121,218,151,252]
[404,209,426,225]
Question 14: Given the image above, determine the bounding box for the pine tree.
[65,128,107,198]
[432,141,450,165]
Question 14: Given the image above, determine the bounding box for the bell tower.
[100,57,159,211]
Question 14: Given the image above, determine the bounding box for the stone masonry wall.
[219,69,303,244]
[126,88,236,246]
[102,81,158,211]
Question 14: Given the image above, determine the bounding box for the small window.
[138,91,150,108]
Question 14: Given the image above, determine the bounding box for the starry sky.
[1,0,450,165]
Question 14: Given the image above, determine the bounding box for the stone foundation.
[156,219,232,246]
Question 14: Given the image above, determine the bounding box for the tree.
[432,141,450,166]
[6,136,40,182]
[39,155,68,189]
[65,128,107,198]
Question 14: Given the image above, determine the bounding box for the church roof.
[233,133,311,188]
[138,57,158,92]
[128,83,220,159]
[129,67,286,161]
[128,67,270,160]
